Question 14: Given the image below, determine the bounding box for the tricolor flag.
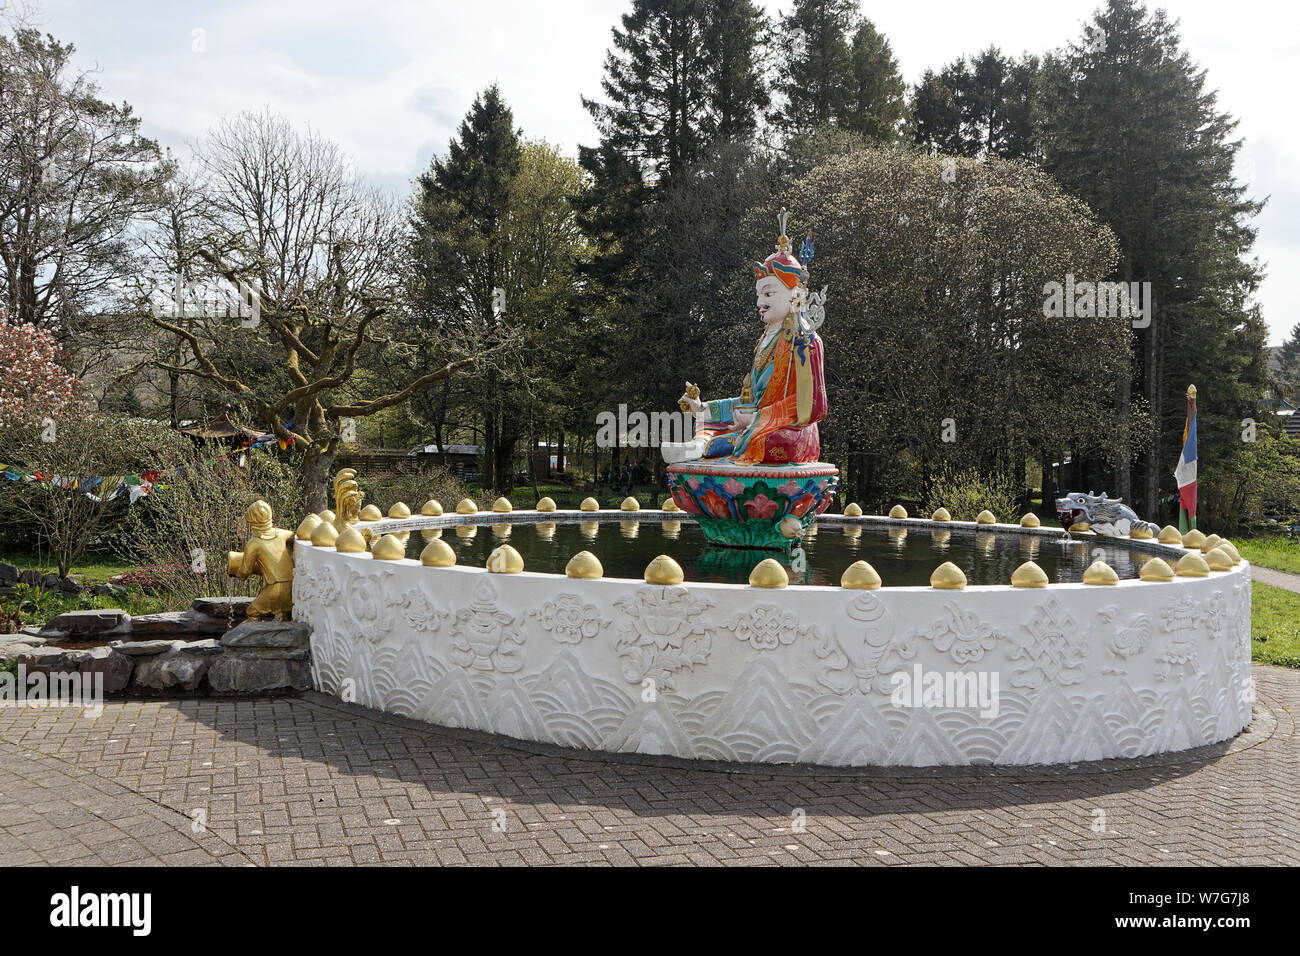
[1174,385,1197,531]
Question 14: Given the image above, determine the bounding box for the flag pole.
[1176,384,1198,533]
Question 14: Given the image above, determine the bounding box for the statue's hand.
[679,392,705,417]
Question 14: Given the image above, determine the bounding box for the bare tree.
[147,111,501,512]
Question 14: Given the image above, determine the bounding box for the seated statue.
[663,209,827,466]
[227,500,295,621]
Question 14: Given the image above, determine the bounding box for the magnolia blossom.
[0,313,79,429]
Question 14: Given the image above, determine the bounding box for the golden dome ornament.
[1175,552,1210,577]
[976,509,996,525]
[889,504,908,519]
[1199,533,1223,554]
[580,497,600,512]
[1129,524,1153,540]
[1218,540,1242,565]
[420,537,456,567]
[661,497,680,512]
[296,514,321,540]
[1157,525,1182,544]
[492,496,512,513]
[930,561,966,590]
[1205,547,1234,572]
[644,555,684,585]
[536,496,557,512]
[486,544,524,574]
[1082,560,1118,585]
[748,558,789,588]
[317,508,336,525]
[456,498,478,514]
[931,507,951,522]
[843,502,862,517]
[841,560,881,590]
[1139,558,1175,581]
[388,502,411,519]
[310,521,339,547]
[1011,561,1048,588]
[371,534,406,561]
[421,499,443,516]
[620,496,640,512]
[1020,513,1040,528]
[565,551,603,579]
[335,527,368,553]
[1182,529,1206,549]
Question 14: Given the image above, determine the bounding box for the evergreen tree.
[842,20,905,142]
[410,85,523,490]
[703,0,771,143]
[770,0,860,134]
[908,48,1041,159]
[1040,0,1267,515]
[582,0,712,187]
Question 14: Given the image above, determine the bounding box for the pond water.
[396,518,1155,587]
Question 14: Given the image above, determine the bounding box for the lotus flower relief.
[789,493,817,517]
[722,477,745,496]
[674,491,702,515]
[743,494,778,520]
[777,480,802,496]
[701,489,731,519]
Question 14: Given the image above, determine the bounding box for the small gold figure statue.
[333,469,365,534]
[227,499,295,621]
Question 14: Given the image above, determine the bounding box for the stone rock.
[191,597,253,622]
[36,630,72,643]
[0,642,37,663]
[109,639,182,656]
[42,573,61,591]
[66,645,134,693]
[0,562,18,585]
[176,638,224,656]
[18,570,42,587]
[207,654,312,694]
[39,609,129,639]
[16,646,70,670]
[221,620,311,650]
[57,577,82,595]
[106,610,227,639]
[131,646,215,692]
[91,583,126,598]
[2,633,46,647]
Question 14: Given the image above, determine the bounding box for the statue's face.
[756,276,793,325]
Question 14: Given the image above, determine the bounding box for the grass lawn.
[1237,536,1300,575]
[0,551,139,584]
[1252,582,1300,668]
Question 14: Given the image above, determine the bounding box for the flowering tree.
[0,312,79,430]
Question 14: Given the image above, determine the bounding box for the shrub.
[923,467,1021,523]
[122,444,303,610]
[355,465,473,517]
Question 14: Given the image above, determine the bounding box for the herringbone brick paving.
[0,665,1295,866]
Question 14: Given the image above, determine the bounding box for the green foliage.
[1201,429,1300,533]
[1237,537,1300,575]
[922,467,1021,523]
[0,582,161,627]
[909,47,1042,159]
[1252,583,1300,669]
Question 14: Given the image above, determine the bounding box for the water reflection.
[491,523,512,539]
[930,529,951,552]
[580,521,599,541]
[888,528,907,552]
[661,520,681,539]
[620,520,640,539]
[535,522,556,542]
[975,531,996,556]
[455,525,477,541]
[421,528,442,540]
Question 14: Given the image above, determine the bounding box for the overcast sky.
[21,0,1298,345]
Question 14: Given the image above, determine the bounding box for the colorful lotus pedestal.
[667,460,838,549]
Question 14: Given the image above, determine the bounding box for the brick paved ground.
[0,664,1295,866]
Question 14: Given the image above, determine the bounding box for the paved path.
[0,665,1296,866]
[1251,564,1300,595]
